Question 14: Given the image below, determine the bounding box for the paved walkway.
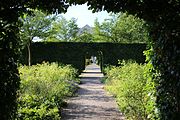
[61,64,124,120]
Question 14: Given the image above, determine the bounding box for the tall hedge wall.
[21,42,147,72]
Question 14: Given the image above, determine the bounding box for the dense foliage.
[75,29,94,42]
[43,12,149,43]
[0,19,21,119]
[1,0,179,119]
[104,61,158,120]
[17,62,78,119]
[47,16,79,42]
[93,13,149,43]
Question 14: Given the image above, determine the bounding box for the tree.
[76,31,93,42]
[20,10,55,66]
[48,16,79,42]
[93,13,149,43]
[94,18,114,42]
[111,13,149,43]
[75,24,94,42]
[93,18,102,42]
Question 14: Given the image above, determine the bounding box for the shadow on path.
[61,64,124,120]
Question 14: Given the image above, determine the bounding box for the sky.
[61,3,111,28]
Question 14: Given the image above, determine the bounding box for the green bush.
[17,62,78,119]
[105,61,158,120]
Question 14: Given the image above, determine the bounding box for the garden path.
[61,64,124,120]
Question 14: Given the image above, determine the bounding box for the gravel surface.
[61,64,125,120]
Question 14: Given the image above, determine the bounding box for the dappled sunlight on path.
[61,64,124,120]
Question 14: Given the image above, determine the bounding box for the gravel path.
[61,64,124,120]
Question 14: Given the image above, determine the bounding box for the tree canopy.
[48,16,79,42]
[20,10,56,66]
[68,0,179,23]
[93,13,149,43]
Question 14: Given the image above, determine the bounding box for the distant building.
[77,24,93,35]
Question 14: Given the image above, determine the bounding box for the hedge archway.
[21,42,146,72]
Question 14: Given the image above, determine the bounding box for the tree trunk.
[27,39,32,66]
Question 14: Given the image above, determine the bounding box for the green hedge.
[21,42,146,72]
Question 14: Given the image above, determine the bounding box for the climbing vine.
[151,23,180,119]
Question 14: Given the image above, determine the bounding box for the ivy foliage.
[0,17,21,119]
[0,1,69,119]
